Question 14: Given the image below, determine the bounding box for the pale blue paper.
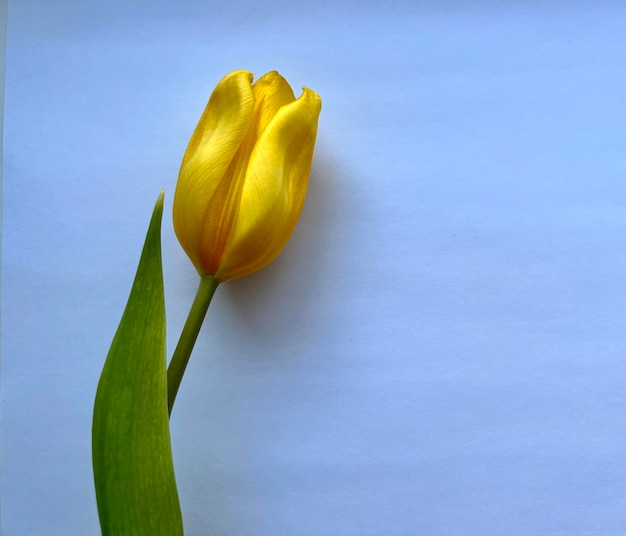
[2,1,624,535]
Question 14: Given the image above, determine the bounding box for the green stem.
[167,275,220,415]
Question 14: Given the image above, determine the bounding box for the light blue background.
[2,1,624,535]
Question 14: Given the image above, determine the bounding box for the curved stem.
[167,275,219,415]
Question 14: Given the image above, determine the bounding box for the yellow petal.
[195,71,297,271]
[251,71,296,138]
[216,87,322,280]
[173,70,254,273]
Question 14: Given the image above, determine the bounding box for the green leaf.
[92,192,184,535]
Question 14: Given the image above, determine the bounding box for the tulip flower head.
[173,70,322,281]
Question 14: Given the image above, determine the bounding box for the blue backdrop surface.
[2,1,624,534]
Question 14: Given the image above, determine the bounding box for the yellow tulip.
[173,70,322,281]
